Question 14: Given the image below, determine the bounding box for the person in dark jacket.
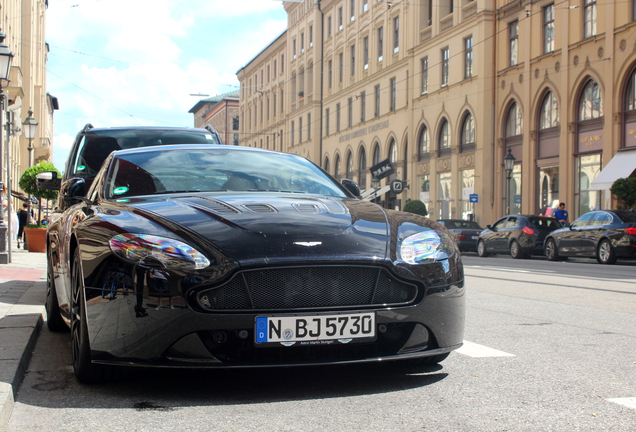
[17,202,31,249]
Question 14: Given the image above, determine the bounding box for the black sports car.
[44,145,465,383]
[437,220,483,252]
[544,210,636,264]
[477,215,562,258]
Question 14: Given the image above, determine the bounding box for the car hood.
[113,194,402,265]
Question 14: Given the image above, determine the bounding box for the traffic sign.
[469,193,478,203]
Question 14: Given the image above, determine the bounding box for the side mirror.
[61,178,87,204]
[486,224,493,230]
[37,171,62,191]
[564,222,571,228]
[341,178,361,198]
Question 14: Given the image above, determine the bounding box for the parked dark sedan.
[437,220,483,252]
[43,145,465,383]
[477,215,562,259]
[544,210,636,264]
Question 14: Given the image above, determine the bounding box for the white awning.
[361,185,391,201]
[589,150,636,190]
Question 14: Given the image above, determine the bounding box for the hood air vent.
[292,203,320,213]
[243,204,277,213]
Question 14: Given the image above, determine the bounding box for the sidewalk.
[0,245,47,431]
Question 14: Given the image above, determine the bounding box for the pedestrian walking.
[17,202,32,249]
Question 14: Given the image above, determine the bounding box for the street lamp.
[0,29,14,264]
[504,147,516,215]
[22,109,38,227]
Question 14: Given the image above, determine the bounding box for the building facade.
[189,90,240,145]
[237,0,636,226]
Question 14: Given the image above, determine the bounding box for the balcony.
[440,14,454,32]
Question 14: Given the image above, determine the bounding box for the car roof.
[85,126,211,134]
[111,143,277,157]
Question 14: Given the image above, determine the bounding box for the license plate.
[255,312,376,345]
[471,236,478,239]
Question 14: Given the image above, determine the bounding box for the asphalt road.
[7,255,636,432]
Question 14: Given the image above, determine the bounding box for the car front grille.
[196,266,419,312]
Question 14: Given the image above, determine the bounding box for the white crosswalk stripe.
[456,340,516,358]
[607,398,636,410]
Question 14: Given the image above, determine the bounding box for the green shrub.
[19,162,61,201]
[403,199,428,217]
[610,178,636,209]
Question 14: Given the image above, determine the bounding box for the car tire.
[45,257,67,332]
[510,240,526,259]
[71,249,114,383]
[544,238,563,261]
[596,239,617,265]
[477,240,489,257]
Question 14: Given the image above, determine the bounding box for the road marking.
[607,398,636,410]
[456,340,516,358]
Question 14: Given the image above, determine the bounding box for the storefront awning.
[589,150,636,190]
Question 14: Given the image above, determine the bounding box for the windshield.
[71,130,219,178]
[104,147,348,199]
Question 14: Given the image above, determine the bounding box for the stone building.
[189,90,240,145]
[236,0,636,225]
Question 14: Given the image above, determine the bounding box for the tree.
[610,177,636,209]
[18,162,61,224]
[403,199,428,217]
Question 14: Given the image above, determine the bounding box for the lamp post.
[22,109,38,226]
[504,147,516,215]
[0,29,14,264]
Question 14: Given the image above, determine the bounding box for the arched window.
[628,69,636,111]
[324,156,330,173]
[418,125,429,160]
[388,138,397,163]
[346,152,353,179]
[506,102,522,137]
[438,119,450,157]
[372,142,381,166]
[540,91,559,129]
[358,146,367,188]
[334,154,342,180]
[625,67,636,149]
[460,112,475,152]
[579,80,603,120]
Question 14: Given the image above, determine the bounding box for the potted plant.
[18,162,61,253]
[403,199,428,217]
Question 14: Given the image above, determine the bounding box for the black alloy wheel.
[71,248,112,383]
[510,240,526,259]
[477,240,489,257]
[544,238,566,261]
[45,257,67,332]
[597,239,617,264]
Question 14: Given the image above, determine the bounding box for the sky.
[46,0,288,171]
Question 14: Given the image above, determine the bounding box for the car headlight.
[109,233,210,270]
[399,230,454,264]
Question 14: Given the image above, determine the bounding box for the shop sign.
[578,130,603,153]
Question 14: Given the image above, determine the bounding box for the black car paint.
[47,145,465,371]
[477,215,562,257]
[544,210,636,263]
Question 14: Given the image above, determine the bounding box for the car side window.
[492,218,507,230]
[505,217,518,228]
[571,212,594,228]
[591,212,612,226]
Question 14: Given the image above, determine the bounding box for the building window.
[336,103,341,131]
[358,147,367,188]
[351,44,356,76]
[584,0,597,38]
[377,26,383,61]
[544,5,555,53]
[460,112,475,152]
[509,21,519,67]
[325,108,330,135]
[346,152,353,179]
[374,84,380,117]
[348,97,353,128]
[363,0,369,13]
[419,125,429,158]
[393,16,399,53]
[291,120,295,146]
[301,33,305,53]
[363,36,369,70]
[299,117,303,143]
[441,47,449,87]
[307,113,311,140]
[335,154,342,179]
[540,91,559,129]
[309,25,313,47]
[293,39,297,59]
[339,7,343,30]
[439,119,450,152]
[273,94,277,117]
[328,16,332,37]
[339,52,344,83]
[421,57,428,94]
[232,116,239,130]
[360,91,366,123]
[390,78,396,111]
[464,36,473,79]
[280,89,284,113]
[324,156,330,173]
[274,60,277,76]
[328,60,333,89]
[350,0,355,21]
[388,138,397,164]
[506,102,523,137]
[437,171,452,219]
[579,80,603,120]
[372,142,381,166]
[281,54,284,72]
[627,69,636,111]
